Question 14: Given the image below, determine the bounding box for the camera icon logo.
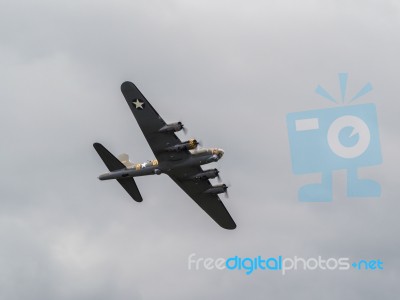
[286,74,382,202]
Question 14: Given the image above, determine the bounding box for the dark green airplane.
[93,82,236,229]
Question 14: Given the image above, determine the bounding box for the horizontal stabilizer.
[93,143,125,171]
[116,178,143,202]
[93,143,143,202]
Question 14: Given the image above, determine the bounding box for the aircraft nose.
[219,149,224,157]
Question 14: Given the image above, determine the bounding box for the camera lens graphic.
[327,115,371,158]
[327,115,371,159]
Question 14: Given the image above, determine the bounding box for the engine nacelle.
[204,184,228,195]
[190,168,219,180]
[165,139,199,152]
[159,122,184,133]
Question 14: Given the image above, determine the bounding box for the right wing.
[120,81,190,162]
[168,166,236,230]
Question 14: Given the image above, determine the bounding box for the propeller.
[179,121,188,135]
[216,169,222,183]
[224,188,229,199]
[223,183,230,199]
[195,139,203,148]
[177,121,188,135]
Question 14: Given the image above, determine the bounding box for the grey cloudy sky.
[1,0,399,299]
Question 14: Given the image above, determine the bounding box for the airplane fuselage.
[98,148,224,180]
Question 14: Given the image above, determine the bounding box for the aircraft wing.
[120,81,190,162]
[168,166,236,230]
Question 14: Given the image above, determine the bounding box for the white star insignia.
[141,162,147,168]
[133,99,144,109]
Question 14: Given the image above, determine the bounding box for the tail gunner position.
[93,82,236,229]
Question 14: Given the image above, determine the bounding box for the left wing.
[168,166,236,230]
[120,81,190,162]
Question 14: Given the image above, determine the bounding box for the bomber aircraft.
[93,82,236,229]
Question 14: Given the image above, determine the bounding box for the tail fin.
[93,143,143,202]
[117,153,134,168]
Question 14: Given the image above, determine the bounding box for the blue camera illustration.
[287,103,382,201]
